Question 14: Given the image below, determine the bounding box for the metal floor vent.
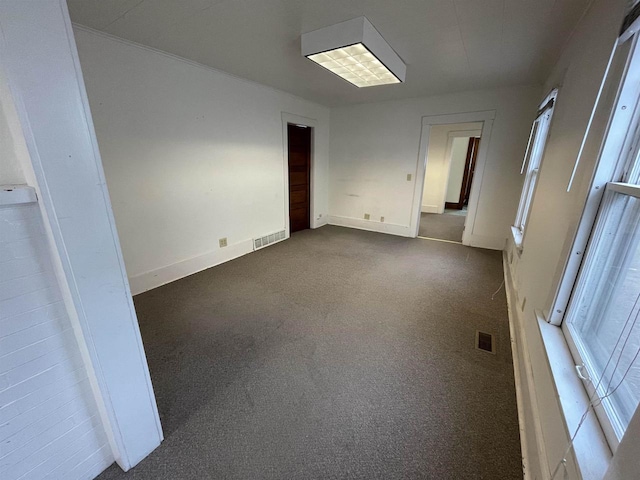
[254,230,286,250]
[476,331,496,354]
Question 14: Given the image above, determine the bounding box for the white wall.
[1,1,163,473]
[504,0,635,477]
[0,51,112,480]
[329,85,541,246]
[445,137,472,204]
[0,201,113,480]
[73,27,331,295]
[510,0,627,314]
[422,124,452,213]
[0,70,27,185]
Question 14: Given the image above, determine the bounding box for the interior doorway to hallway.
[418,122,483,243]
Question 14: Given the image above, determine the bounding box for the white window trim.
[512,90,558,250]
[561,182,640,451]
[545,20,640,459]
[536,310,612,479]
[549,33,640,326]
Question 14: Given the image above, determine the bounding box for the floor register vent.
[254,230,286,250]
[476,331,496,354]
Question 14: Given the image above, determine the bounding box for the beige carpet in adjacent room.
[418,212,466,242]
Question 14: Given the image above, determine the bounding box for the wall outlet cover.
[219,237,228,248]
[380,216,385,222]
[407,173,412,181]
[364,213,370,220]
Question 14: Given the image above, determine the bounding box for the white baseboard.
[503,251,547,480]
[327,215,412,237]
[128,239,255,295]
[464,232,506,251]
[421,204,440,213]
[313,217,329,228]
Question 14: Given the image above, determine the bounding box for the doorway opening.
[415,119,487,244]
[419,122,483,242]
[287,123,311,233]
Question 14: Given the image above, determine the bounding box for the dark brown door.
[287,124,311,232]
[445,137,480,210]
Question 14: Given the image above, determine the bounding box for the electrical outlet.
[380,216,385,222]
[219,237,228,248]
[364,213,370,220]
[407,173,412,181]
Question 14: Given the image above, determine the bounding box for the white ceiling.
[67,0,591,107]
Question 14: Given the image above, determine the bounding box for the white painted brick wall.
[0,203,114,480]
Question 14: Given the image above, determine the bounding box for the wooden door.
[287,124,311,232]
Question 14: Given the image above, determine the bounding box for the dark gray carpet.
[419,212,466,242]
[98,226,521,480]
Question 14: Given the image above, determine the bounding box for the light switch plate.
[407,174,412,181]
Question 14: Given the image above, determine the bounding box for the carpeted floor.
[419,212,466,242]
[97,226,521,480]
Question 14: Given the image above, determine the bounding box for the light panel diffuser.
[307,43,400,88]
[301,17,406,88]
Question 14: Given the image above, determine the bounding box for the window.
[560,26,640,451]
[564,182,640,448]
[512,90,557,248]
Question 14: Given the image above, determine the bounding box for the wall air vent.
[254,230,286,251]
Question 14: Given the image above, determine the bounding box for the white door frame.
[281,112,317,238]
[411,110,496,245]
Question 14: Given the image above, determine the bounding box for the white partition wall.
[0,191,114,480]
[72,27,330,295]
[0,0,162,474]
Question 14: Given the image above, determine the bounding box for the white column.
[0,0,163,471]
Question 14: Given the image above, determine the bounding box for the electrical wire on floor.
[491,279,505,300]
[550,293,640,479]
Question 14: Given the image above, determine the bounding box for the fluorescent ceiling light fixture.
[302,17,406,88]
[307,44,400,88]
